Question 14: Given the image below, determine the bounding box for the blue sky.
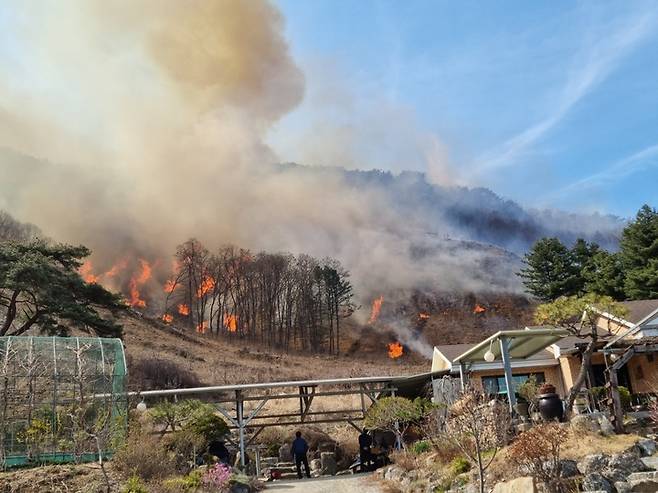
[270,0,658,218]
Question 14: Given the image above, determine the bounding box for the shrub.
[590,386,631,410]
[508,422,568,493]
[113,428,176,481]
[129,357,201,390]
[364,396,435,448]
[164,429,207,472]
[202,463,232,491]
[517,376,540,404]
[411,440,431,455]
[121,476,149,493]
[161,469,203,492]
[150,400,228,440]
[389,450,417,471]
[185,410,229,443]
[450,456,471,475]
[539,383,556,395]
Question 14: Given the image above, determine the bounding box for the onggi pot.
[538,392,564,422]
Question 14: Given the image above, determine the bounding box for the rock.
[578,454,610,475]
[636,439,658,457]
[278,444,292,463]
[598,415,615,436]
[641,456,658,471]
[571,414,601,433]
[627,471,658,491]
[310,459,321,471]
[581,472,613,492]
[559,459,579,478]
[320,451,337,476]
[336,469,353,476]
[603,453,650,483]
[492,476,536,493]
[318,441,335,452]
[228,485,250,493]
[383,465,405,482]
[614,482,632,493]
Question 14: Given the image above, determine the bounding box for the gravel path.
[264,473,383,492]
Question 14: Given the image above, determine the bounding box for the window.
[481,373,545,395]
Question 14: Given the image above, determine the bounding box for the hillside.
[111,288,535,390]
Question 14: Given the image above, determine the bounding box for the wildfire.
[196,321,209,334]
[178,304,190,316]
[162,314,173,323]
[128,259,152,308]
[368,296,384,324]
[473,304,486,314]
[223,313,237,332]
[80,261,100,284]
[387,342,403,359]
[164,279,177,293]
[196,275,216,298]
[103,259,128,279]
[418,313,430,320]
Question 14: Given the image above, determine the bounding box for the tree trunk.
[565,341,596,413]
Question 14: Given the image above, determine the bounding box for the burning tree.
[163,239,355,354]
[0,240,123,337]
[442,388,510,493]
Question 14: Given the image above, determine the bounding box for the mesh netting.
[0,336,128,468]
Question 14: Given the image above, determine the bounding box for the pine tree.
[518,238,582,301]
[620,205,658,300]
[582,251,626,300]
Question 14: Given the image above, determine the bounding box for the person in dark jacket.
[208,440,230,465]
[358,429,373,471]
[290,431,311,479]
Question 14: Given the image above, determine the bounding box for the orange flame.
[388,342,403,359]
[162,314,173,323]
[103,259,128,279]
[80,261,100,284]
[128,259,152,308]
[196,276,216,298]
[368,296,384,324]
[418,313,430,320]
[164,279,177,293]
[473,304,486,314]
[223,314,237,332]
[178,304,190,316]
[196,321,209,334]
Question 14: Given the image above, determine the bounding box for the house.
[431,299,658,405]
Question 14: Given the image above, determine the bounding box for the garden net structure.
[0,336,128,468]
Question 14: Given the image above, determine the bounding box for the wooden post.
[608,369,624,434]
[499,336,517,414]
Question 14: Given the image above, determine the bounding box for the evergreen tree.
[518,237,582,301]
[582,251,626,300]
[0,240,123,337]
[571,238,600,294]
[620,205,658,299]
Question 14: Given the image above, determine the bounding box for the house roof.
[620,300,658,324]
[434,343,476,362]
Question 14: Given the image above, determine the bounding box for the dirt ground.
[265,474,383,493]
[0,463,122,493]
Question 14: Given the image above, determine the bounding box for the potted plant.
[537,383,564,422]
[517,376,540,416]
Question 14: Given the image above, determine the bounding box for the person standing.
[358,429,373,471]
[290,430,311,479]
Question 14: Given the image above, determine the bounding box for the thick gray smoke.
[0,0,526,303]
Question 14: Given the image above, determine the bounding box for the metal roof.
[453,328,570,363]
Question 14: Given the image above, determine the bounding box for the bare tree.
[442,388,511,493]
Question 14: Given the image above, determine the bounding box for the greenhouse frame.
[0,336,128,468]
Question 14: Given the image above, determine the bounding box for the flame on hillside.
[368,296,384,324]
[80,261,100,284]
[128,259,152,307]
[387,342,403,359]
[164,279,177,293]
[223,313,237,332]
[473,304,486,314]
[196,321,208,334]
[178,303,190,316]
[196,276,216,298]
[162,314,173,323]
[418,313,430,320]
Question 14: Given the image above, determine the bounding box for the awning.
[454,328,570,364]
